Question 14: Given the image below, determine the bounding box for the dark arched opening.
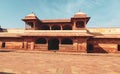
[76,21,84,28]
[118,44,120,51]
[63,25,72,30]
[61,38,73,44]
[2,42,5,48]
[27,22,34,28]
[48,38,59,50]
[51,25,60,30]
[41,25,50,30]
[35,38,46,44]
[87,44,93,53]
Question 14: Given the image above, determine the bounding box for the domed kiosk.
[71,11,90,29]
[74,11,87,18]
[22,13,40,30]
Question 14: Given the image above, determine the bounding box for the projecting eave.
[22,18,37,21]
[40,19,71,23]
[22,15,40,22]
[71,17,90,24]
[0,33,21,38]
[20,32,93,37]
[93,34,120,39]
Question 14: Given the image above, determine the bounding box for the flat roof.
[0,33,21,37]
[20,32,92,37]
[41,19,71,23]
[93,34,120,38]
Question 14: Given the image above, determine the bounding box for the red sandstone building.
[0,11,120,53]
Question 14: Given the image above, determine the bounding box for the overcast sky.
[0,0,120,28]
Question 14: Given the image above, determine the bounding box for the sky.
[0,0,120,28]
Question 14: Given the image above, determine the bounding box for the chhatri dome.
[23,12,38,20]
[74,11,87,18]
[26,12,36,16]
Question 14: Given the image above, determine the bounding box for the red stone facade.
[0,11,120,53]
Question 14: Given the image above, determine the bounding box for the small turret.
[22,12,38,20]
[22,13,40,30]
[74,11,87,18]
[71,11,90,30]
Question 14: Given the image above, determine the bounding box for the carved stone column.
[72,20,76,30]
[31,41,34,50]
[73,38,78,51]
[61,25,63,30]
[24,41,27,49]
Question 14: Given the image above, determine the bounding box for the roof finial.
[31,12,36,15]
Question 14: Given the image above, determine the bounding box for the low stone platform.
[0,49,120,74]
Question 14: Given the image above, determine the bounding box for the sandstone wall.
[59,45,74,52]
[0,38,23,49]
[34,44,48,51]
[88,38,120,53]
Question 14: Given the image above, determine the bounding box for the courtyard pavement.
[0,49,120,74]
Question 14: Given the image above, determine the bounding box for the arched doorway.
[63,25,72,30]
[76,21,84,28]
[48,38,59,50]
[41,25,50,30]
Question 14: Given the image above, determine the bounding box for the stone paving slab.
[0,50,120,74]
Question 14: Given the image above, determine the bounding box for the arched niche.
[76,21,84,28]
[41,25,50,30]
[61,38,73,44]
[51,25,61,30]
[63,25,72,30]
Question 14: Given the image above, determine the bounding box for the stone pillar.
[30,41,34,50]
[77,43,80,51]
[0,42,2,48]
[50,25,52,30]
[34,22,36,30]
[84,19,86,28]
[73,38,78,51]
[61,25,63,30]
[73,21,76,30]
[24,41,27,49]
